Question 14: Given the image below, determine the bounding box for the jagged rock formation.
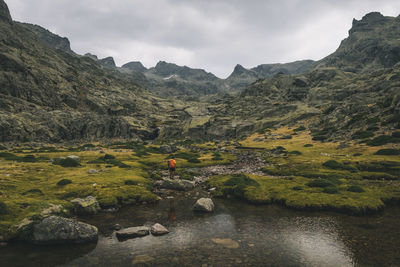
[99,56,116,68]
[0,0,11,23]
[316,12,400,72]
[122,61,147,72]
[17,22,74,54]
[224,60,315,92]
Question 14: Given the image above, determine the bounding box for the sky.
[5,0,400,78]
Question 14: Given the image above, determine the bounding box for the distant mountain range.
[0,0,399,143]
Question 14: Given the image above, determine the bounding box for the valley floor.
[0,126,400,240]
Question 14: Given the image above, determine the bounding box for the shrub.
[362,173,397,180]
[367,135,399,146]
[353,153,362,157]
[312,135,327,141]
[23,188,43,195]
[352,131,374,140]
[322,160,342,169]
[223,174,259,198]
[392,132,400,138]
[57,179,72,186]
[21,155,38,162]
[306,179,335,188]
[104,154,116,160]
[124,180,138,185]
[150,172,162,180]
[212,152,223,161]
[375,149,400,155]
[187,158,201,163]
[294,126,306,132]
[274,146,286,151]
[323,186,339,194]
[289,151,302,155]
[88,155,130,168]
[53,158,80,167]
[0,152,21,161]
[322,160,357,172]
[178,170,200,180]
[292,186,303,191]
[366,125,379,132]
[0,201,7,215]
[348,185,365,193]
[304,144,313,147]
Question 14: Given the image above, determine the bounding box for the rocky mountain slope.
[0,0,399,144]
[191,12,400,141]
[0,0,172,143]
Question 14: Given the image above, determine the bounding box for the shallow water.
[1,190,400,266]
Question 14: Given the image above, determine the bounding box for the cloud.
[6,0,400,78]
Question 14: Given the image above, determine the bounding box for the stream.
[1,187,400,266]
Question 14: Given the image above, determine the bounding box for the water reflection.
[2,195,400,266]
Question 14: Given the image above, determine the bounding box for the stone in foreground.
[116,226,149,240]
[32,216,98,244]
[71,196,101,215]
[155,178,195,191]
[150,223,169,236]
[193,198,214,212]
[212,238,239,249]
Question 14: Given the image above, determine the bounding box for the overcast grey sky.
[6,0,400,78]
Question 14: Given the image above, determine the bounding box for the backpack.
[168,159,176,168]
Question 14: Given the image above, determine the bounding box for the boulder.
[150,223,169,236]
[160,145,178,154]
[32,216,98,244]
[67,155,81,162]
[116,226,149,239]
[155,179,195,191]
[71,196,101,215]
[88,169,99,174]
[193,198,214,212]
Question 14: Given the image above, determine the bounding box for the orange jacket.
[168,159,176,168]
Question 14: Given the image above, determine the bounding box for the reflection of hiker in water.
[168,198,177,222]
[168,156,176,179]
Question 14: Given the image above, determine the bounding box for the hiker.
[168,157,176,179]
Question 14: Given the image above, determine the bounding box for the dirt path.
[159,151,267,184]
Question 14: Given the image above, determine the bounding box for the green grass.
[207,174,397,214]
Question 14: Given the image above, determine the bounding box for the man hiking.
[168,156,176,179]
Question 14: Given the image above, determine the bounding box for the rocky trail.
[155,151,267,193]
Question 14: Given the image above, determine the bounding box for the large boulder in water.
[32,216,98,244]
[71,196,101,215]
[150,223,169,236]
[193,198,214,212]
[155,178,195,191]
[116,226,149,240]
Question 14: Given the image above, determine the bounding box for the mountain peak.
[122,61,147,72]
[231,64,248,76]
[99,57,116,68]
[0,0,12,23]
[349,12,388,34]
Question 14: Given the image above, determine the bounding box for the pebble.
[110,224,122,231]
[132,255,154,265]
